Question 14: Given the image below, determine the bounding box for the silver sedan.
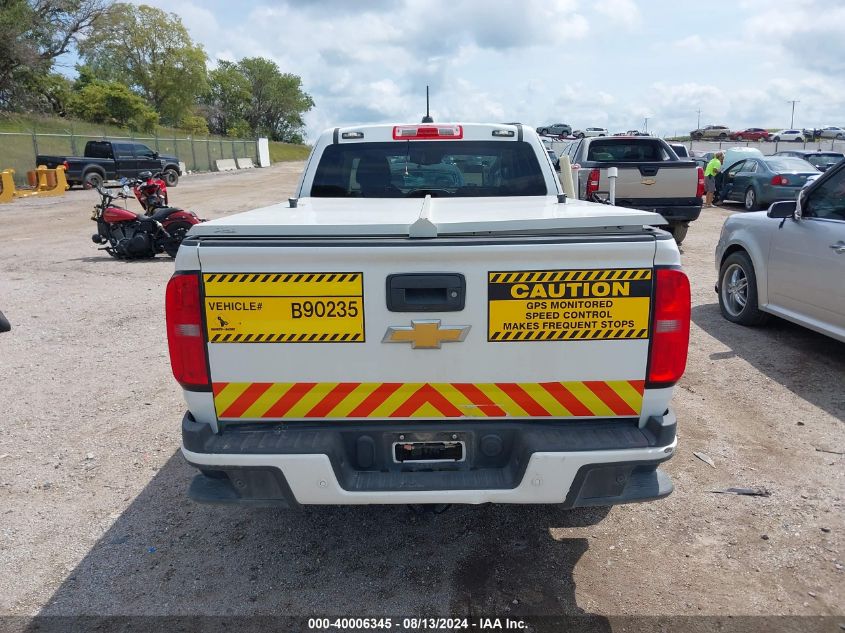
[715,159,845,342]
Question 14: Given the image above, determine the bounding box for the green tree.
[0,0,111,111]
[203,61,251,136]
[202,57,313,141]
[78,3,207,125]
[68,79,158,131]
[181,112,208,135]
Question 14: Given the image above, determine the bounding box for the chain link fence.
[0,130,259,185]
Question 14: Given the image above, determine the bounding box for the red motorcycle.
[90,184,202,259]
[129,171,170,213]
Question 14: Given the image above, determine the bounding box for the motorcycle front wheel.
[162,221,193,257]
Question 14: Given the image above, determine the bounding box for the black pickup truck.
[36,140,181,189]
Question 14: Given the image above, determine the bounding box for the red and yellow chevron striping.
[212,380,645,419]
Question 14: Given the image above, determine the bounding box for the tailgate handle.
[386,273,465,312]
[639,166,659,177]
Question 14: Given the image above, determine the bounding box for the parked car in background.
[574,127,608,138]
[546,148,560,171]
[719,155,819,210]
[690,125,731,140]
[818,126,845,140]
[729,128,770,142]
[536,123,572,137]
[772,129,805,142]
[773,150,845,172]
[715,157,845,342]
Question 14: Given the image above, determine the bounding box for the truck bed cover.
[188,196,667,238]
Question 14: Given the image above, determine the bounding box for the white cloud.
[594,0,641,27]
[116,0,845,139]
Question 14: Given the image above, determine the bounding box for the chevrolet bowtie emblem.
[641,178,656,186]
[382,320,470,349]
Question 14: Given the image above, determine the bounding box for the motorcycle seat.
[144,207,183,222]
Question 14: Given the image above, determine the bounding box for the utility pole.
[696,108,701,130]
[644,117,650,133]
[788,100,800,128]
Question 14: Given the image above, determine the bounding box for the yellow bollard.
[0,169,16,203]
[36,165,50,191]
[35,165,68,197]
[55,164,69,191]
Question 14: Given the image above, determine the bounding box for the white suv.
[576,127,608,138]
[772,129,805,142]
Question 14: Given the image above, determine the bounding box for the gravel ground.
[0,164,842,625]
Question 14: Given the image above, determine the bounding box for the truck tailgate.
[596,162,697,200]
[197,234,658,423]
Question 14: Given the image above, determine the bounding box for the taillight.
[165,272,209,390]
[696,166,705,198]
[647,268,691,387]
[585,168,601,196]
[770,175,789,186]
[392,125,463,140]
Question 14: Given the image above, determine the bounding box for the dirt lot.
[0,164,842,627]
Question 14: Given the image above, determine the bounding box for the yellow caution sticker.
[488,269,652,341]
[204,273,364,343]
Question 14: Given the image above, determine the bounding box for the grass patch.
[268,141,310,162]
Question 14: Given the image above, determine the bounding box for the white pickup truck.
[166,122,690,509]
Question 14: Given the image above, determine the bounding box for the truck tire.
[162,168,179,187]
[83,171,103,190]
[718,251,767,326]
[719,133,727,140]
[668,222,688,244]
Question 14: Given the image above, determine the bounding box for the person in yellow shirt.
[704,151,724,207]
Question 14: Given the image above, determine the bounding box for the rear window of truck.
[587,140,672,162]
[311,141,546,198]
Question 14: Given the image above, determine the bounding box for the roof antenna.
[421,85,433,123]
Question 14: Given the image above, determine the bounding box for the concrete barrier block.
[236,157,255,169]
[0,169,16,203]
[216,159,238,172]
[258,138,270,167]
[179,161,187,175]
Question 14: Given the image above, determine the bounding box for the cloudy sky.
[120,0,843,140]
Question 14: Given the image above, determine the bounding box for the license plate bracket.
[393,441,465,464]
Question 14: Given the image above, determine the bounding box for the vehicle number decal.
[488,269,652,341]
[203,273,364,343]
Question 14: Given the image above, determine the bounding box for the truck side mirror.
[767,200,796,219]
